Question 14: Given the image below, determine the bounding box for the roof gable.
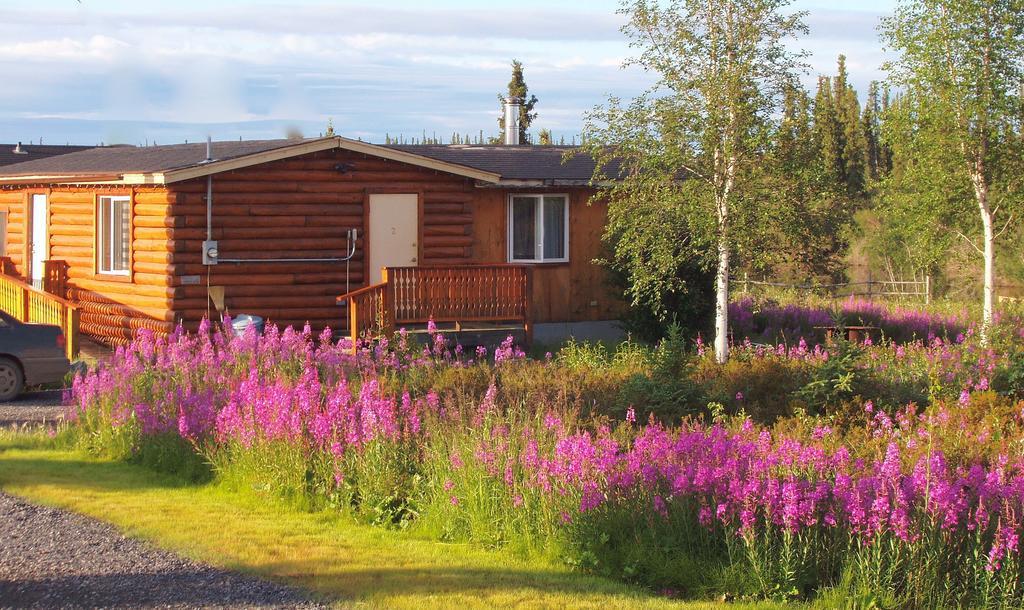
[0,137,502,185]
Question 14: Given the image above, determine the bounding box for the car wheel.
[0,357,24,402]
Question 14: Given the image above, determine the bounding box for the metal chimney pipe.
[205,135,213,162]
[503,98,522,146]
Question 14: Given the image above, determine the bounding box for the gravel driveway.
[0,391,65,429]
[0,493,327,609]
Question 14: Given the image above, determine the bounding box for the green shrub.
[1004,350,1024,399]
[695,356,809,423]
[794,340,862,415]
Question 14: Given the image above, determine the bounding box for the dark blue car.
[0,311,71,401]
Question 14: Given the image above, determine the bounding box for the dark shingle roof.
[0,143,95,168]
[386,145,602,181]
[0,139,309,176]
[0,138,611,183]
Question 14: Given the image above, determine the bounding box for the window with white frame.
[508,194,568,263]
[98,196,130,275]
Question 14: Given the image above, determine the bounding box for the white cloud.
[0,34,129,61]
[0,2,893,144]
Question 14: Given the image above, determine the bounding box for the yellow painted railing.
[0,257,80,360]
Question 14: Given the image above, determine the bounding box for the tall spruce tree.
[862,83,882,181]
[836,57,868,195]
[497,60,538,144]
[878,87,894,174]
[813,76,845,186]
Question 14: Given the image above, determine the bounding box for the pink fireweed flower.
[698,505,713,527]
[473,383,498,427]
[543,412,562,431]
[580,482,604,512]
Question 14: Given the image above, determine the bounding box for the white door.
[368,194,418,285]
[30,194,48,288]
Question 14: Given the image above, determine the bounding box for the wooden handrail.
[0,257,80,360]
[337,264,532,353]
[335,282,389,304]
[339,280,393,353]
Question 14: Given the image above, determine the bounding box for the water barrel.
[231,314,265,337]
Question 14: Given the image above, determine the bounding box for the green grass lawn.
[0,433,793,609]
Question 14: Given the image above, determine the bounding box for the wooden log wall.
[0,191,23,269]
[167,149,477,333]
[0,185,177,346]
[470,187,622,324]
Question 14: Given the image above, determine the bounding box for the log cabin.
[0,135,623,349]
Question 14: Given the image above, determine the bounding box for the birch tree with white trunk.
[882,0,1024,342]
[582,0,807,363]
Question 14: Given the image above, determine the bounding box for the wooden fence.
[739,273,931,303]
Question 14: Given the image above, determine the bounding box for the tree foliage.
[881,0,1024,334]
[497,60,539,144]
[769,80,852,281]
[582,0,807,358]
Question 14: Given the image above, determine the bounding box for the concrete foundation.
[532,320,626,346]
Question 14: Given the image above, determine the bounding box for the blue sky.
[0,0,895,146]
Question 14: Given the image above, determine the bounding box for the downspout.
[205,137,213,244]
[202,136,219,266]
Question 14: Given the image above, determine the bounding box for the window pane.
[100,200,112,272]
[113,200,129,272]
[511,197,537,260]
[542,196,566,259]
[0,211,6,256]
[99,197,129,274]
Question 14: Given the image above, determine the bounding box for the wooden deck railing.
[0,257,80,360]
[44,260,71,300]
[337,265,531,352]
[342,281,393,348]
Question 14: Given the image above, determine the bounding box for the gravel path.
[0,493,328,609]
[0,391,65,429]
